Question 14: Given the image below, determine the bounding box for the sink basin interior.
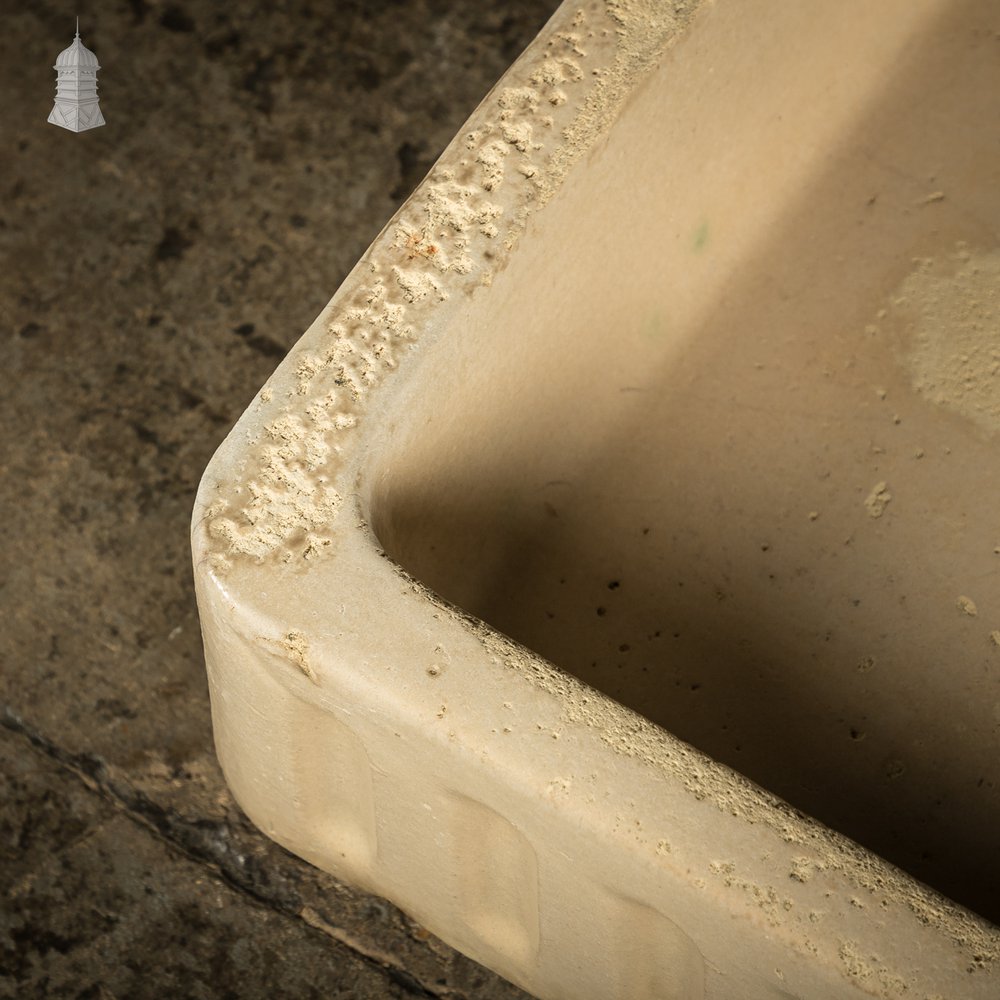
[369,0,1000,922]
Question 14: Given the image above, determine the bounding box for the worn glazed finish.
[193,1,1000,997]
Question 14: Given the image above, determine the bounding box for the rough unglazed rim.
[192,1,1000,997]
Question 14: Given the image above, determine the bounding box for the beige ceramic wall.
[195,0,1000,997]
[371,0,1000,923]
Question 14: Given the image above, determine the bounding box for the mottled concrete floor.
[0,2,558,996]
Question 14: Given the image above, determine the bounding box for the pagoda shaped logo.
[48,18,105,132]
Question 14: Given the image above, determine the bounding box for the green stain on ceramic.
[642,309,667,341]
[692,220,709,251]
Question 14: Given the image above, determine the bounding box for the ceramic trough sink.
[193,1,1000,996]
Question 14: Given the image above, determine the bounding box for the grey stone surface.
[1,1,557,996]
[0,726,410,999]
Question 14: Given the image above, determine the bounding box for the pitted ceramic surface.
[203,1,704,569]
